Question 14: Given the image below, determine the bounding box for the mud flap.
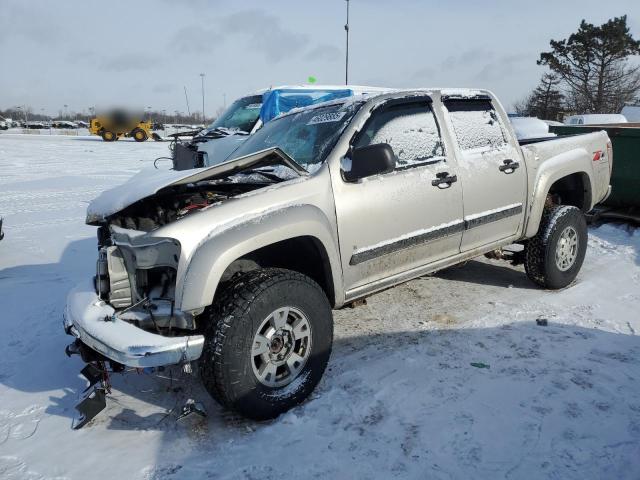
[73,364,108,429]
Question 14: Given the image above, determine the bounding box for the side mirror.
[342,143,396,182]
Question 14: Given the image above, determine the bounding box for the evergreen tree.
[538,15,640,113]
[526,73,565,120]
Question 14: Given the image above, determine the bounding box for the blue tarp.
[260,88,353,123]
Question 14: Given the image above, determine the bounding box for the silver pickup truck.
[64,89,612,425]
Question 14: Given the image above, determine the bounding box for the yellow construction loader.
[88,111,155,142]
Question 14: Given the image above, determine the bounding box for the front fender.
[177,204,343,311]
[524,149,594,238]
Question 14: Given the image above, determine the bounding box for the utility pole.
[184,86,191,116]
[345,0,350,85]
[64,104,68,119]
[199,73,205,123]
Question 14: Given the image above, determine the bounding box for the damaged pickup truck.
[64,89,612,427]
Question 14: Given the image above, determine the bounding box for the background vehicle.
[52,120,79,129]
[89,111,154,142]
[564,113,628,125]
[0,116,9,130]
[172,85,390,170]
[621,104,640,122]
[65,88,611,426]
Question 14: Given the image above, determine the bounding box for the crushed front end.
[63,226,204,428]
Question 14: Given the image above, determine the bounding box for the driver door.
[332,98,464,293]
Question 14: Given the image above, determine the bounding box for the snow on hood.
[85,148,307,224]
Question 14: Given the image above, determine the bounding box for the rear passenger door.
[443,97,527,251]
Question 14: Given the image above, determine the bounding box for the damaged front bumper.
[63,279,204,368]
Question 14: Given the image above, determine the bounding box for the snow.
[448,107,507,150]
[510,117,556,140]
[1,134,640,479]
[464,203,522,222]
[361,108,445,166]
[354,219,463,255]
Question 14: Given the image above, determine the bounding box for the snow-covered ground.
[0,134,639,479]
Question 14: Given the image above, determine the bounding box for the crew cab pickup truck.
[64,89,612,426]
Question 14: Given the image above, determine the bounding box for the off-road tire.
[101,130,116,142]
[131,128,148,142]
[200,268,333,420]
[525,205,587,289]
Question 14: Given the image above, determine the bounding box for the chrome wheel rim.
[251,306,312,387]
[555,226,578,271]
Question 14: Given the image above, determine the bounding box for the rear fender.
[524,149,594,238]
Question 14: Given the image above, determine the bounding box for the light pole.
[345,0,350,85]
[199,73,205,124]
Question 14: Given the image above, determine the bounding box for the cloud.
[474,53,529,81]
[412,66,436,80]
[304,44,341,62]
[220,10,309,62]
[169,25,224,54]
[441,48,495,70]
[100,54,161,72]
[152,83,177,94]
[168,9,310,62]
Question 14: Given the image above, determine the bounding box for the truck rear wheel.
[200,268,333,420]
[525,205,587,289]
[101,130,116,142]
[131,128,148,142]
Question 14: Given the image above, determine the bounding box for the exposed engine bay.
[104,180,267,232]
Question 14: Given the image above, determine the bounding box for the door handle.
[499,159,520,174]
[432,172,457,188]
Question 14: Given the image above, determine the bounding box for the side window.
[445,100,508,150]
[354,102,444,168]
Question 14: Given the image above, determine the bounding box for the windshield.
[230,101,363,170]
[204,95,263,133]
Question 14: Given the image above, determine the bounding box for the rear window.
[445,100,507,150]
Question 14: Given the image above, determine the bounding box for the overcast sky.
[1,0,638,116]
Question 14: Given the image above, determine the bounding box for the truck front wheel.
[525,205,587,289]
[131,128,148,142]
[101,130,116,142]
[200,268,333,420]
